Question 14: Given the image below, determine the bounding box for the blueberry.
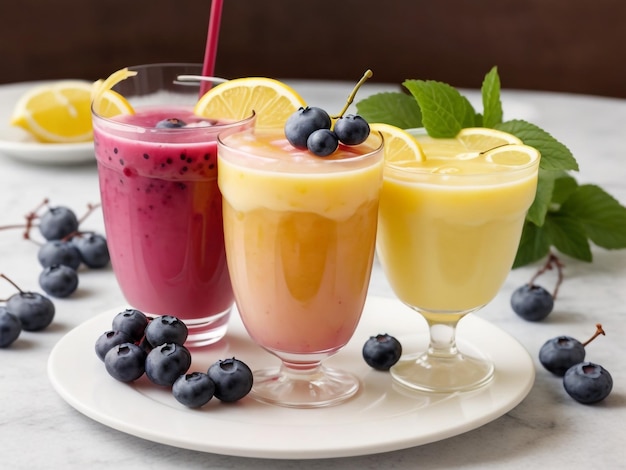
[307,129,339,157]
[145,315,188,347]
[71,233,110,268]
[0,307,22,348]
[6,291,55,331]
[362,333,403,371]
[284,106,332,149]
[538,336,586,376]
[563,362,613,404]
[207,358,253,402]
[155,118,187,129]
[334,114,370,145]
[37,240,82,270]
[510,284,554,321]
[38,206,79,241]
[38,265,79,298]
[95,330,135,361]
[145,343,192,386]
[104,342,147,382]
[111,308,149,341]
[172,372,215,408]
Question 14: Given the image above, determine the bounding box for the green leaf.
[481,66,503,128]
[495,119,578,171]
[403,80,478,137]
[527,169,557,226]
[560,184,626,249]
[545,212,592,262]
[356,92,422,129]
[512,221,551,268]
[552,173,579,205]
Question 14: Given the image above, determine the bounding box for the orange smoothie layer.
[377,143,539,313]
[218,129,383,354]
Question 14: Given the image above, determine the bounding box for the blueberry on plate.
[95,330,135,361]
[511,284,554,321]
[563,362,613,404]
[145,343,192,386]
[538,335,586,376]
[104,342,147,382]
[207,358,253,402]
[111,308,149,342]
[362,333,403,371]
[172,372,215,408]
[6,291,55,331]
[144,315,188,347]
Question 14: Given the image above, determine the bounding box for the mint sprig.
[356,66,626,268]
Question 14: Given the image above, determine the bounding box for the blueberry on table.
[0,307,22,348]
[37,240,82,270]
[563,362,613,404]
[307,129,339,157]
[38,206,79,241]
[510,284,554,321]
[172,372,215,408]
[145,315,188,347]
[284,106,332,149]
[71,233,110,268]
[104,342,147,382]
[38,264,79,298]
[145,343,192,386]
[362,333,403,371]
[6,291,55,331]
[538,336,586,376]
[207,358,253,402]
[111,308,149,342]
[95,330,135,361]
[334,114,370,145]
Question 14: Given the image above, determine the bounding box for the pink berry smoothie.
[93,106,253,346]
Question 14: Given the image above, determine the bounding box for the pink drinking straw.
[200,0,224,96]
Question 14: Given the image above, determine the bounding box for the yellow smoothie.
[376,132,540,313]
[218,128,383,354]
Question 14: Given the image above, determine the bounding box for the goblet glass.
[218,127,383,407]
[376,129,540,392]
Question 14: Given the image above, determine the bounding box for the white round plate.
[0,81,95,165]
[48,295,535,459]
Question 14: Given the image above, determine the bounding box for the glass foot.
[250,365,360,408]
[390,351,494,393]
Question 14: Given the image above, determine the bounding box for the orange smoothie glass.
[92,64,255,347]
[218,127,383,408]
[376,129,540,393]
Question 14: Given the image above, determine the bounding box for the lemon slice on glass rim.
[369,123,426,163]
[194,77,306,128]
[414,127,523,158]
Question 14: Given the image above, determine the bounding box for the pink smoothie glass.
[92,63,254,347]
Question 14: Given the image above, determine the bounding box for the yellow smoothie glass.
[218,127,383,408]
[376,127,540,393]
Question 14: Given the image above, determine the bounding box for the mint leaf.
[527,169,556,226]
[481,66,503,128]
[552,173,579,204]
[544,212,592,261]
[495,119,579,171]
[560,184,626,249]
[403,80,478,137]
[356,92,422,128]
[513,221,552,268]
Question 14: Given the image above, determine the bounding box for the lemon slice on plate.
[370,123,426,163]
[194,77,306,128]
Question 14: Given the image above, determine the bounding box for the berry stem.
[582,323,606,347]
[78,202,101,225]
[528,252,564,300]
[331,70,373,121]
[0,273,24,295]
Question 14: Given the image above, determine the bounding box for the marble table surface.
[1,79,625,469]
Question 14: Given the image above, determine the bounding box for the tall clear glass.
[92,63,255,347]
[376,130,540,392]
[218,127,384,408]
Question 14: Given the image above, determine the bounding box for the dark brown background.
[2,0,624,97]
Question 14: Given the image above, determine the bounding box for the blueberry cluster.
[539,325,613,404]
[96,309,253,407]
[36,205,110,298]
[0,276,55,348]
[362,333,402,371]
[284,107,370,157]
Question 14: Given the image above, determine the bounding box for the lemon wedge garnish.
[194,77,306,128]
[370,123,426,163]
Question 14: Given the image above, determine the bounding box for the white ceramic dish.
[0,81,95,165]
[48,295,535,459]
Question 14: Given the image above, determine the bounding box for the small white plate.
[48,295,535,459]
[0,81,95,165]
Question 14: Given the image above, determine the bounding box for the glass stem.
[426,319,460,357]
